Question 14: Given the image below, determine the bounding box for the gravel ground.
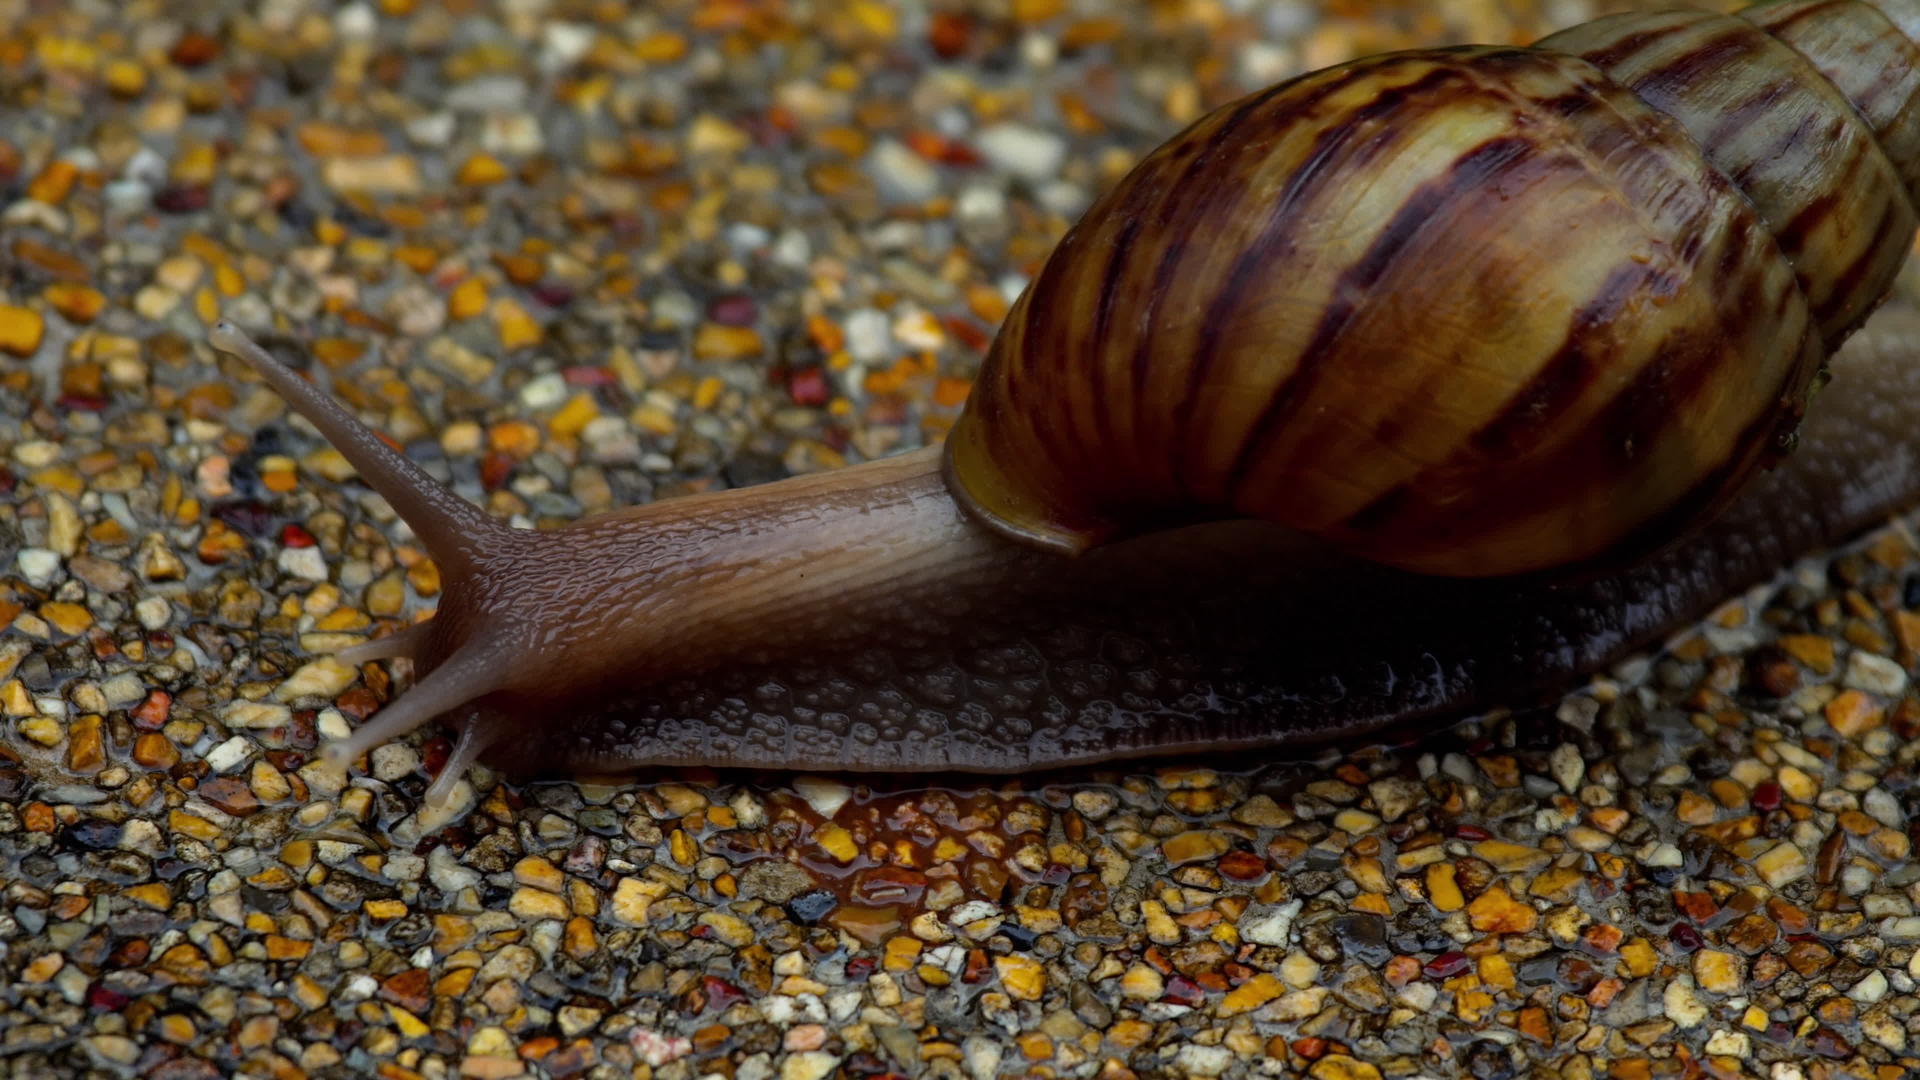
[4,1,1920,1078]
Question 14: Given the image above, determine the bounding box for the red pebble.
[1162,975,1205,1006]
[132,690,172,729]
[788,367,829,406]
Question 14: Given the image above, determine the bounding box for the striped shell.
[944,0,1920,577]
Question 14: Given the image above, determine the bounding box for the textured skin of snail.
[211,0,1920,797]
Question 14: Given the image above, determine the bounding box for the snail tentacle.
[320,642,510,766]
[211,321,513,578]
[331,621,435,665]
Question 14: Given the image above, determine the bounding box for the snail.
[210,0,1920,805]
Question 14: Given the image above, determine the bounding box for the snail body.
[210,0,1920,801]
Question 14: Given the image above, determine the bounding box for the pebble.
[16,549,61,588]
[277,545,330,582]
[1844,651,1908,696]
[975,123,1068,183]
[779,1052,840,1080]
[1240,901,1301,946]
[322,155,422,194]
[1754,841,1810,888]
[1171,1045,1234,1077]
[869,139,942,202]
[792,776,853,818]
[0,305,44,356]
[1665,976,1711,1028]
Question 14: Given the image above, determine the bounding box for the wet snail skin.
[212,0,1920,803]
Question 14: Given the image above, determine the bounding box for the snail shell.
[948,0,1920,576]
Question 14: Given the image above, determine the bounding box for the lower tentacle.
[426,712,510,806]
[331,621,434,665]
[326,644,506,766]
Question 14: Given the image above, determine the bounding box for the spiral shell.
[945,0,1920,577]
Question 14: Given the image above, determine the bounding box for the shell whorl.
[945,0,1920,577]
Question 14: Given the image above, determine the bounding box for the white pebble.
[1663,974,1709,1028]
[100,674,145,708]
[1550,742,1585,793]
[779,1052,838,1080]
[1036,180,1088,217]
[1240,41,1297,85]
[1866,787,1904,828]
[119,819,165,856]
[1704,1029,1749,1057]
[772,229,812,269]
[1844,651,1908,696]
[482,112,545,156]
[1170,1045,1233,1078]
[446,75,529,112]
[892,309,945,351]
[383,852,425,882]
[104,181,152,215]
[204,736,256,773]
[122,146,167,187]
[406,111,456,148]
[1851,969,1890,1003]
[371,741,421,782]
[338,974,379,1003]
[961,1035,1002,1080]
[277,545,329,582]
[541,22,596,69]
[430,845,483,892]
[334,2,377,39]
[16,549,61,588]
[727,223,771,253]
[1640,842,1684,868]
[844,309,892,363]
[955,184,1007,224]
[1882,915,1920,940]
[975,123,1067,183]
[946,900,1001,925]
[1239,899,1302,946]
[135,596,173,630]
[520,372,568,409]
[224,700,292,729]
[1018,31,1057,70]
[793,774,852,817]
[868,139,941,203]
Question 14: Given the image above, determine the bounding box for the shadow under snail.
[211,0,1920,805]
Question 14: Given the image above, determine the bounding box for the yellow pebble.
[104,59,147,96]
[40,602,93,636]
[448,276,488,320]
[549,393,598,439]
[488,419,540,458]
[44,283,105,324]
[172,144,218,186]
[0,305,46,355]
[494,298,541,349]
[457,153,510,186]
[815,824,858,863]
[27,161,78,205]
